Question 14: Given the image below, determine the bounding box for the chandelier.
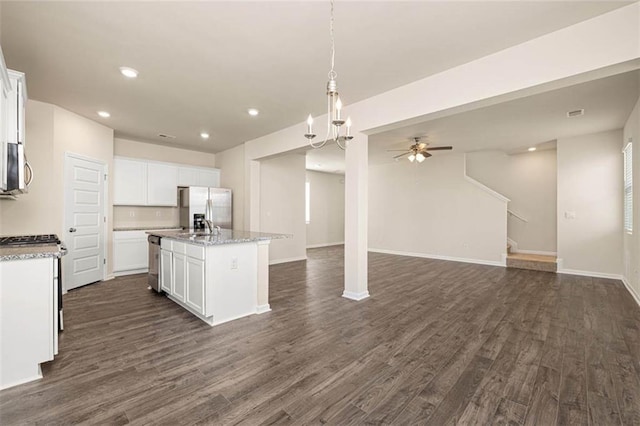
[304,0,353,150]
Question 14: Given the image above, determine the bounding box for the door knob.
[69,228,77,233]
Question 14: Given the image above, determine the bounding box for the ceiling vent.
[158,133,176,139]
[566,109,585,118]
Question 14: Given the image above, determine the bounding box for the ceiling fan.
[388,137,453,162]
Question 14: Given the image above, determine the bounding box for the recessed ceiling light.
[528,147,537,152]
[200,132,210,139]
[119,67,139,78]
[97,111,110,118]
[247,108,260,117]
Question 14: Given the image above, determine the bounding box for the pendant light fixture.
[304,0,353,150]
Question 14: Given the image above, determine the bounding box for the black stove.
[0,234,61,247]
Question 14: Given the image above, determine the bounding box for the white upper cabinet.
[114,157,219,206]
[113,158,147,205]
[6,70,26,146]
[197,168,220,187]
[147,162,177,206]
[177,166,220,188]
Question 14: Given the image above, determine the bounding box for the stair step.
[506,253,557,272]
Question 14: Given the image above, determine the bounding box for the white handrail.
[508,209,528,223]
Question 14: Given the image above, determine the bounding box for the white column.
[343,133,369,300]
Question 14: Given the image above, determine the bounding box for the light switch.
[231,257,238,270]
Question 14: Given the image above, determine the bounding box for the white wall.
[260,154,306,264]
[369,154,507,265]
[557,129,623,276]
[306,170,344,248]
[215,144,245,230]
[466,150,557,253]
[0,100,115,274]
[623,95,640,303]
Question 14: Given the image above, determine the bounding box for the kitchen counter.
[146,229,289,246]
[114,226,183,231]
[0,244,67,262]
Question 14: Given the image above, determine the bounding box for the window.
[624,143,633,234]
[305,181,311,224]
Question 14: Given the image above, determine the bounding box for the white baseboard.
[621,276,640,308]
[512,249,557,256]
[256,304,271,314]
[269,256,307,265]
[369,248,506,267]
[0,371,43,391]
[557,268,624,281]
[342,291,370,301]
[113,269,147,277]
[306,242,344,249]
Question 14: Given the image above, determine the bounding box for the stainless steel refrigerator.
[179,187,232,230]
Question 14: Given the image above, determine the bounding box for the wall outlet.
[564,211,576,219]
[231,257,238,270]
[129,211,135,217]
[156,211,161,217]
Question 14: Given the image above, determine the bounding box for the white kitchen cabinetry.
[114,157,219,206]
[113,158,147,205]
[0,257,58,390]
[160,247,173,293]
[147,163,177,206]
[113,231,149,275]
[177,166,220,188]
[172,251,187,302]
[186,256,205,314]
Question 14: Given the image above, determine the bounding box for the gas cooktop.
[0,234,61,247]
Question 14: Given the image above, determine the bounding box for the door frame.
[62,151,109,293]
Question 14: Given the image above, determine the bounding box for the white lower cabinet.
[0,257,58,390]
[186,256,205,315]
[113,231,148,275]
[172,252,187,302]
[160,249,173,293]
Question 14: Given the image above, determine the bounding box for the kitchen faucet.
[204,220,221,235]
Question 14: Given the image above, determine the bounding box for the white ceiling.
[306,70,639,173]
[1,1,632,154]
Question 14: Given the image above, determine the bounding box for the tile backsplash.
[113,206,180,228]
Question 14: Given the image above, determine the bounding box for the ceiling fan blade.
[393,152,410,159]
[424,152,432,158]
[425,146,453,151]
[386,149,412,152]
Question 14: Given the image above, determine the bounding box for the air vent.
[158,133,176,139]
[566,109,584,118]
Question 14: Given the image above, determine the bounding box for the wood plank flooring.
[1,245,640,425]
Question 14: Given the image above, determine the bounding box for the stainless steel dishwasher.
[148,235,161,292]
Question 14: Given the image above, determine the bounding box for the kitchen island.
[147,229,286,326]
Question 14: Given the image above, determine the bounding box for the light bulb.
[346,117,352,136]
[528,147,537,152]
[416,153,426,163]
[335,97,342,120]
[408,154,416,162]
[306,115,314,134]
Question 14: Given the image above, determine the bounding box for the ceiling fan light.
[408,154,416,162]
[416,153,425,162]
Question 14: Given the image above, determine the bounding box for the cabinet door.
[113,238,148,272]
[172,253,186,302]
[186,256,205,315]
[147,163,178,206]
[177,167,198,187]
[196,169,220,187]
[160,249,173,294]
[113,158,147,205]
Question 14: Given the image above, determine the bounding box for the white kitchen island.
[148,229,286,326]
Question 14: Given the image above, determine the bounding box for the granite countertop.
[147,229,290,246]
[114,226,184,232]
[0,244,67,262]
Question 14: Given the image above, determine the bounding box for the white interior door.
[64,154,105,291]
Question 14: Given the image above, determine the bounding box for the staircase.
[506,244,557,272]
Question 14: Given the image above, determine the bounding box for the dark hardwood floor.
[2,246,640,425]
